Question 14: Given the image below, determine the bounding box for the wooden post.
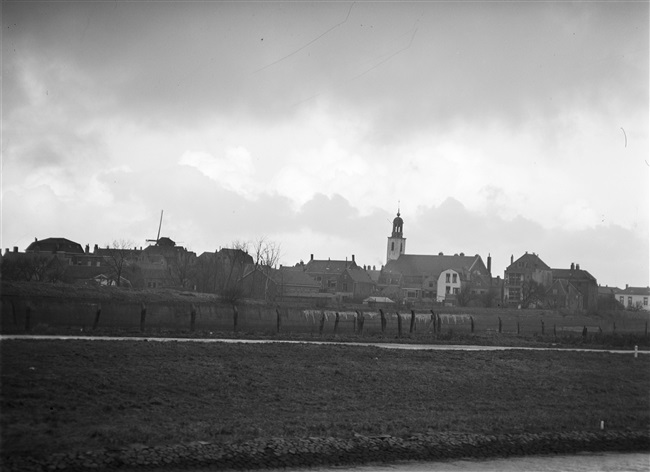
[190,304,196,332]
[430,310,436,334]
[470,316,475,334]
[437,313,441,334]
[232,304,239,333]
[541,320,545,336]
[410,310,416,334]
[582,325,587,341]
[140,302,146,333]
[319,311,325,336]
[276,307,281,333]
[380,309,386,333]
[93,303,102,331]
[334,312,340,334]
[498,317,502,334]
[357,310,364,336]
[396,311,402,338]
[553,324,557,340]
[25,304,32,332]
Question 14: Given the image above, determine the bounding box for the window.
[328,279,337,289]
[342,283,348,291]
[429,281,433,288]
[644,297,648,306]
[620,296,624,304]
[391,242,395,251]
[628,296,632,307]
[446,286,450,294]
[453,287,459,295]
[446,273,450,283]
[452,274,457,283]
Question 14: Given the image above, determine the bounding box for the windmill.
[146,210,165,246]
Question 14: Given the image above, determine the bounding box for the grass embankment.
[2,340,648,461]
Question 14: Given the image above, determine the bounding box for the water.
[301,452,649,472]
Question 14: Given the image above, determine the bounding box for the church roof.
[382,254,485,279]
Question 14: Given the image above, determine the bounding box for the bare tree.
[250,236,282,301]
[521,280,547,308]
[104,239,134,287]
[171,250,195,289]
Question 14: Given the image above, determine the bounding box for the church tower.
[386,209,406,263]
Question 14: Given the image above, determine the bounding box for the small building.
[338,267,376,301]
[616,285,650,311]
[551,263,598,313]
[302,254,359,293]
[503,252,553,307]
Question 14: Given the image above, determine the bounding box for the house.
[379,253,490,303]
[598,285,624,310]
[546,279,583,312]
[551,263,598,313]
[240,266,320,301]
[302,254,359,293]
[338,267,376,301]
[25,237,85,255]
[503,252,553,307]
[616,285,650,311]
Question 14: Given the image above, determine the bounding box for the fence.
[2,296,649,338]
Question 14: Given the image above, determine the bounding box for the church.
[378,210,494,304]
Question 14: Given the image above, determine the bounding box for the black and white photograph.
[1,1,649,471]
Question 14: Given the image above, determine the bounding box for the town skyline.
[2,2,648,290]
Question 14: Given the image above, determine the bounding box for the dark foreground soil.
[1,339,649,470]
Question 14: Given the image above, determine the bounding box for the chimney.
[4,248,8,255]
[571,262,575,270]
[373,265,376,270]
[510,254,514,264]
[310,254,314,261]
[94,244,99,253]
[13,246,18,253]
[576,263,580,270]
[626,284,629,289]
[487,253,492,275]
[352,254,355,263]
[85,244,90,254]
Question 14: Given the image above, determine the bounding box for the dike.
[2,430,649,471]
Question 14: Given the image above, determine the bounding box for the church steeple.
[387,206,406,263]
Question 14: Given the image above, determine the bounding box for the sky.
[2,0,648,288]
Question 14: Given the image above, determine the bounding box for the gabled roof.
[241,266,320,288]
[548,279,581,296]
[304,259,358,275]
[506,252,550,271]
[343,268,375,284]
[552,268,597,283]
[619,286,650,296]
[382,254,485,279]
[26,238,84,254]
[272,268,320,288]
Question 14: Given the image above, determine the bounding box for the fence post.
[334,312,340,334]
[582,325,587,341]
[357,310,364,336]
[430,310,436,334]
[190,304,196,332]
[410,310,416,334]
[553,323,557,339]
[93,303,102,331]
[437,313,441,334]
[140,302,147,333]
[498,317,502,334]
[319,311,325,336]
[276,307,282,333]
[232,304,238,333]
[541,319,545,336]
[380,309,386,333]
[396,312,402,338]
[470,316,475,334]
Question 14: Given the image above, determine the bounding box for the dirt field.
[2,339,648,461]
